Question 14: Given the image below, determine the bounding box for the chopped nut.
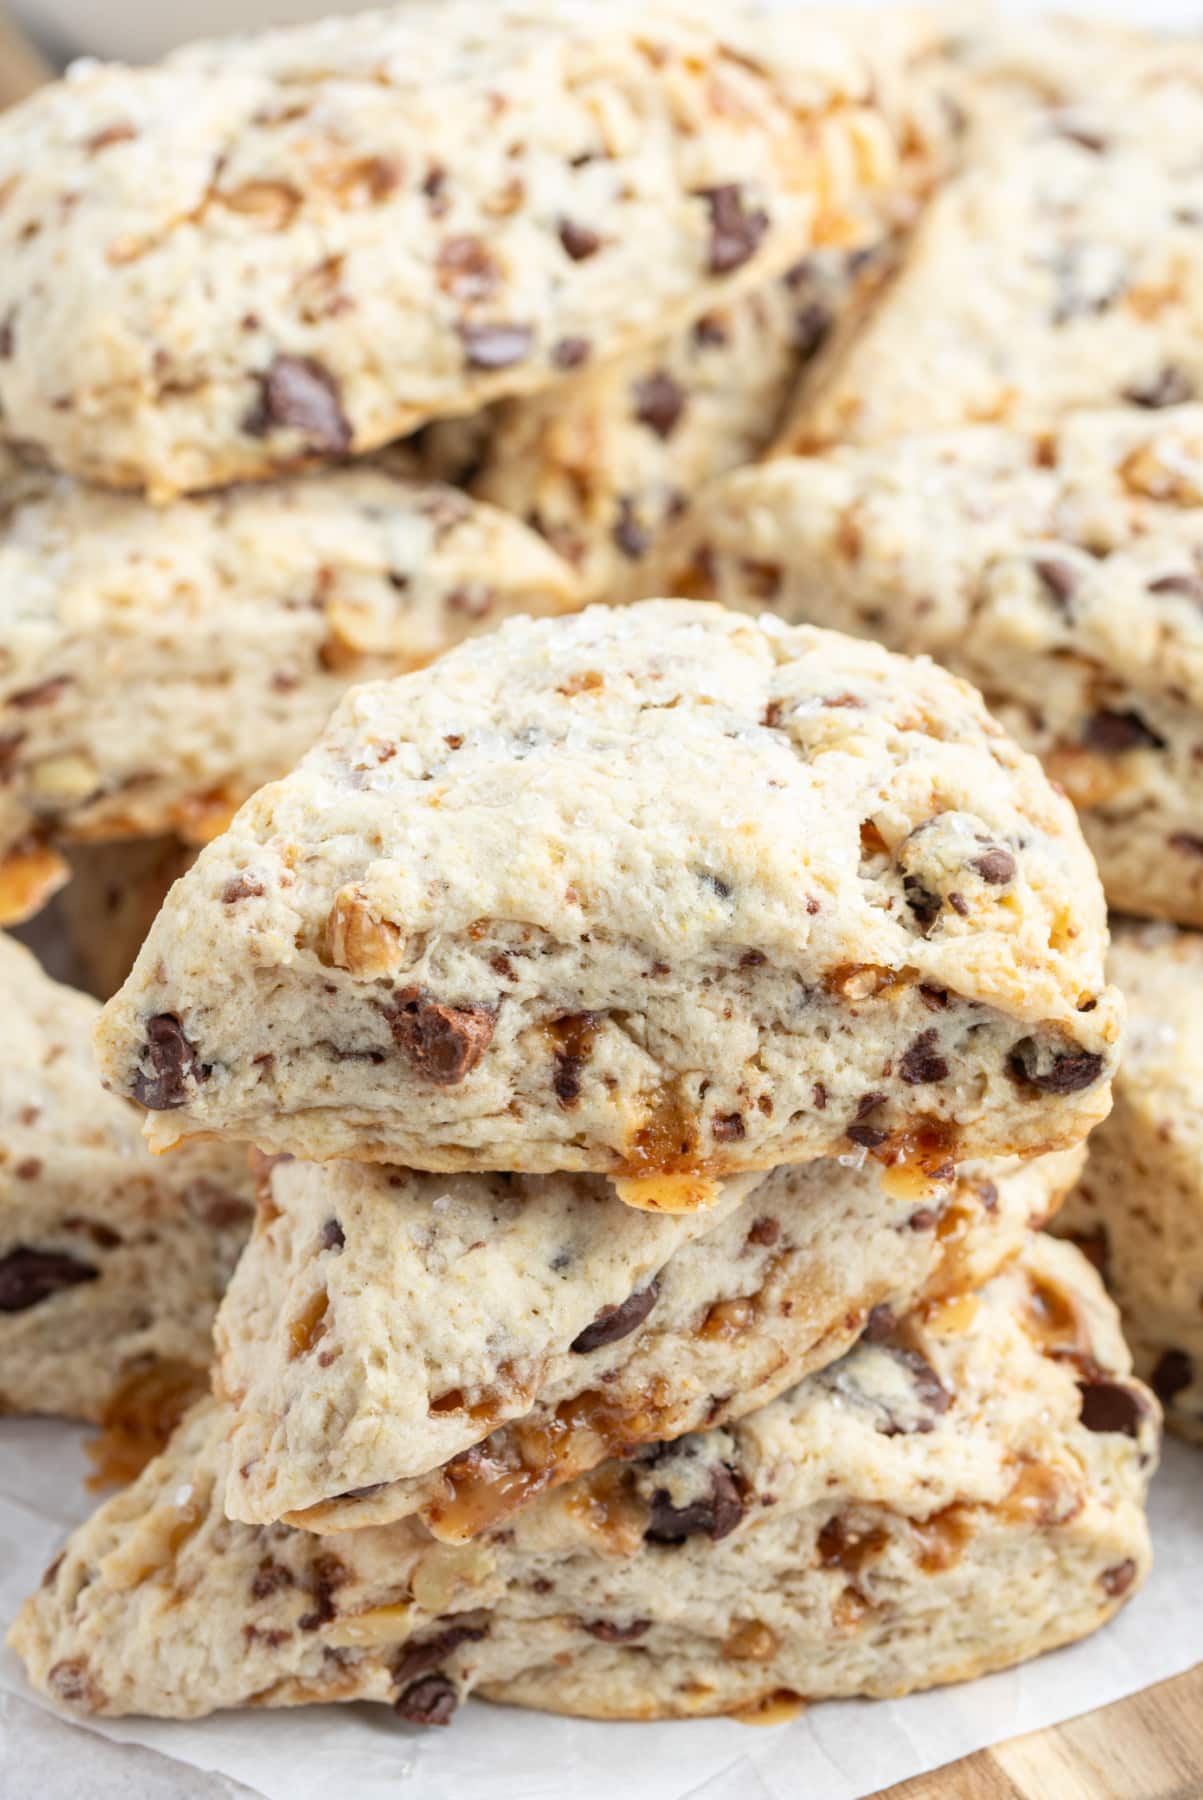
[323,885,406,977]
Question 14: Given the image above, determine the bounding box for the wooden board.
[878,1662,1203,1799]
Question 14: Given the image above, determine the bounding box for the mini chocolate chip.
[1008,1040,1105,1095]
[0,1247,98,1313]
[222,874,265,904]
[971,847,1016,884]
[632,371,685,439]
[899,1029,949,1085]
[908,1208,937,1231]
[693,312,728,347]
[1122,365,1194,408]
[1148,571,1203,604]
[132,1014,208,1110]
[386,988,495,1084]
[918,985,950,1010]
[245,355,351,452]
[947,892,969,916]
[613,496,651,559]
[846,1123,888,1149]
[1099,1559,1137,1597]
[458,322,534,369]
[435,234,498,302]
[583,1619,650,1642]
[884,1347,951,1425]
[394,1673,458,1726]
[746,1216,779,1247]
[552,335,590,369]
[250,1558,294,1601]
[646,1465,743,1543]
[1078,1377,1149,1437]
[696,184,769,274]
[711,1112,745,1142]
[1151,1347,1193,1402]
[1032,556,1079,608]
[903,877,941,931]
[297,1553,347,1630]
[558,219,601,260]
[393,1625,487,1690]
[571,1280,660,1354]
[862,1303,896,1342]
[1084,709,1166,754]
[320,1219,345,1253]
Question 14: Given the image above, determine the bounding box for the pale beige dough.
[94,602,1121,1187]
[9,1238,1157,1724]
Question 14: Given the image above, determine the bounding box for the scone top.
[95,601,1122,1196]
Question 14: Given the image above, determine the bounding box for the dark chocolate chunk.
[458,322,534,369]
[558,219,602,261]
[570,1280,660,1354]
[0,1247,99,1313]
[881,1347,951,1431]
[552,335,590,369]
[1122,365,1194,408]
[899,1029,949,1085]
[612,496,651,559]
[245,355,352,453]
[903,876,942,932]
[394,1673,458,1726]
[792,298,834,358]
[1083,710,1166,754]
[971,847,1016,884]
[645,1464,743,1544]
[1099,1558,1137,1597]
[131,1014,208,1110]
[711,1112,746,1142]
[392,1624,487,1690]
[1033,556,1079,609]
[696,184,769,274]
[1151,1347,1193,1403]
[386,988,495,1084]
[1008,1039,1105,1095]
[320,1219,345,1253]
[1170,833,1203,858]
[1148,571,1203,604]
[1077,1377,1150,1438]
[582,1618,651,1642]
[862,1303,896,1342]
[632,370,685,439]
[846,1122,889,1149]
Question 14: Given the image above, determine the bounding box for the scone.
[1056,923,1203,1443]
[0,458,579,924]
[9,1238,1157,1723]
[60,839,198,999]
[775,85,1203,455]
[0,934,251,1459]
[0,0,910,497]
[95,602,1122,1189]
[216,1146,1078,1532]
[647,407,1203,926]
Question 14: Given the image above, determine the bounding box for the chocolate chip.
[9,676,71,709]
[696,184,769,275]
[862,1303,896,1342]
[386,988,495,1084]
[1151,1347,1193,1403]
[971,847,1016,884]
[632,371,685,439]
[570,1280,660,1354]
[582,1618,650,1642]
[792,298,833,358]
[1008,1039,1105,1095]
[746,1216,779,1247]
[458,322,533,369]
[0,311,14,359]
[435,235,498,302]
[646,1464,743,1543]
[1170,833,1203,857]
[131,1015,208,1110]
[711,1112,746,1142]
[855,1091,887,1120]
[692,312,728,347]
[393,1624,487,1690]
[1077,1377,1150,1437]
[947,892,969,916]
[903,876,942,931]
[0,1247,98,1313]
[320,1219,345,1253]
[250,1557,294,1601]
[1083,710,1166,754]
[1032,556,1079,609]
[245,355,351,452]
[899,1029,949,1085]
[1122,365,1194,408]
[394,1673,458,1726]
[558,219,601,260]
[883,1348,951,1428]
[222,874,264,904]
[1099,1559,1137,1597]
[918,984,949,1011]
[612,496,651,559]
[1148,572,1203,604]
[297,1553,347,1630]
[1051,117,1109,153]
[846,1123,889,1149]
[552,335,590,369]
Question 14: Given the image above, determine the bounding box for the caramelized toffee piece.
[775,79,1203,455]
[10,1238,1156,1723]
[1055,924,1203,1442]
[215,1147,1079,1532]
[0,457,580,883]
[97,603,1120,1182]
[0,934,252,1426]
[647,407,1203,926]
[0,0,907,495]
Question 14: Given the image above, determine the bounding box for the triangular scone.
[0,458,579,926]
[0,0,912,497]
[95,603,1121,1188]
[216,1147,1080,1533]
[11,1238,1157,1724]
[646,408,1203,926]
[1057,924,1203,1442]
[775,79,1203,455]
[0,935,251,1452]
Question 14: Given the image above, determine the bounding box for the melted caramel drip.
[874,1118,958,1179]
[1000,1458,1082,1528]
[85,1360,208,1490]
[563,1465,648,1555]
[730,1689,806,1728]
[912,1504,973,1573]
[698,1296,757,1341]
[621,1084,701,1176]
[1023,1276,1092,1357]
[817,1515,889,1576]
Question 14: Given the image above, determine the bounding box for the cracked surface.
[216,1146,1079,1532]
[0,457,580,916]
[1056,923,1203,1444]
[95,602,1121,1181]
[0,0,909,496]
[9,1238,1156,1722]
[648,408,1203,926]
[0,933,252,1425]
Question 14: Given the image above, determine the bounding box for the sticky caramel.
[85,1359,208,1490]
